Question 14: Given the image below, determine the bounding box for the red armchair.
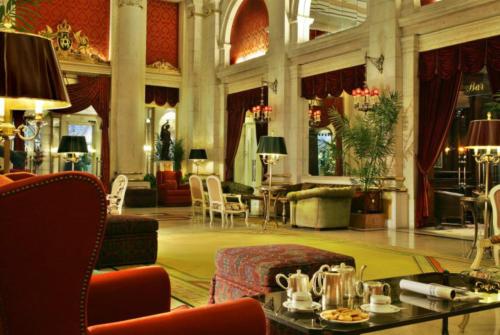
[156,170,192,206]
[0,172,266,335]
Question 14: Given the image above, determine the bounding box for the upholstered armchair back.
[0,172,107,335]
[287,186,354,229]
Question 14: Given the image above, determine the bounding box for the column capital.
[118,0,145,9]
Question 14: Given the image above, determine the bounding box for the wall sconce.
[262,79,278,94]
[365,53,384,74]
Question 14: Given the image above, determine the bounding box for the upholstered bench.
[124,188,157,207]
[209,244,355,304]
[96,215,158,269]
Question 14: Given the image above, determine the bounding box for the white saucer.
[360,304,401,314]
[283,300,321,312]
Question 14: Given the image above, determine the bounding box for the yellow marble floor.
[123,206,500,334]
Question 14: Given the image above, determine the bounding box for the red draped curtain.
[57,76,111,189]
[416,35,500,228]
[301,65,366,99]
[145,85,179,107]
[225,87,268,181]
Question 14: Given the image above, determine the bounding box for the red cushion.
[0,175,13,186]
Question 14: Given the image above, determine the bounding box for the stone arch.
[290,0,312,44]
[219,0,270,65]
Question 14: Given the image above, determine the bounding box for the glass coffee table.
[255,272,500,335]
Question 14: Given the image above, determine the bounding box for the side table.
[259,186,286,230]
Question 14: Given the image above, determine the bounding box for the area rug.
[156,228,447,307]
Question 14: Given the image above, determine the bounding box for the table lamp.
[465,113,500,237]
[58,136,88,171]
[0,21,71,173]
[189,149,207,175]
[257,136,287,228]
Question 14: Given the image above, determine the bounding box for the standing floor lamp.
[465,114,500,268]
[257,136,287,229]
[0,19,71,173]
[58,136,88,171]
[189,149,207,175]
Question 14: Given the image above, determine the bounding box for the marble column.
[266,0,290,177]
[367,0,407,228]
[110,0,147,178]
[178,0,203,174]
[401,34,420,230]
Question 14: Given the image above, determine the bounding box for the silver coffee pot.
[311,270,343,306]
[312,263,367,298]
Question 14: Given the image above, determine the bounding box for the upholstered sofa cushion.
[221,181,254,195]
[287,186,354,201]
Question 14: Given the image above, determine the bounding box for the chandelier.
[252,82,272,124]
[352,87,380,112]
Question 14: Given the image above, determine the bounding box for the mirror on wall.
[309,0,367,39]
[307,95,349,177]
[41,108,102,176]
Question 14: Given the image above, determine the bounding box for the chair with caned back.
[206,175,248,228]
[189,174,208,219]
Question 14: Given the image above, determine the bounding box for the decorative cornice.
[118,0,144,9]
[146,60,180,74]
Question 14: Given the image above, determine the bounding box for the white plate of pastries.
[319,308,370,324]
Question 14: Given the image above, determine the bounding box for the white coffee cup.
[369,295,391,312]
[291,291,313,309]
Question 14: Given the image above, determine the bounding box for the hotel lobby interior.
[1,0,500,334]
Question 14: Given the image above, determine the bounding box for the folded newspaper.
[399,279,479,302]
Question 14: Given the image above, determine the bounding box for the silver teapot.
[276,269,311,298]
[312,263,366,298]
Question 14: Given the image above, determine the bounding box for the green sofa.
[287,187,354,229]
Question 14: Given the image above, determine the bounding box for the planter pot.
[351,190,383,213]
[349,213,386,230]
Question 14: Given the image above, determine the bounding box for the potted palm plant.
[328,91,401,219]
[0,0,43,31]
[172,138,184,172]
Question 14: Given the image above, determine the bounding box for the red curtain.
[301,65,365,99]
[57,76,111,190]
[416,35,500,227]
[145,86,179,107]
[225,87,268,181]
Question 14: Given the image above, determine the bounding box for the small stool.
[96,215,158,268]
[209,244,355,304]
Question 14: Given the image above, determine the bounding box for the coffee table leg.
[442,317,449,335]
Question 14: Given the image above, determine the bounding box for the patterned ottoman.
[209,244,355,304]
[95,215,158,269]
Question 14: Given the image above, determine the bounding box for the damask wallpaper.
[147,0,179,68]
[230,0,269,65]
[22,0,110,59]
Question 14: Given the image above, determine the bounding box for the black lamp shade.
[257,136,287,155]
[58,136,88,154]
[0,30,71,110]
[189,149,207,160]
